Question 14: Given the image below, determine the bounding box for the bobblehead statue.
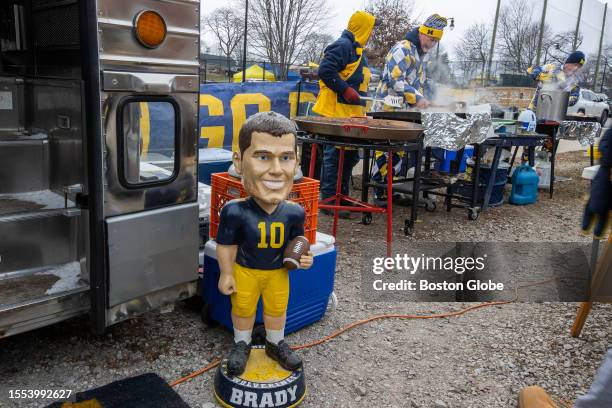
[214,112,313,407]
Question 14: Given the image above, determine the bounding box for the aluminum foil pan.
[421,112,492,150]
[559,121,602,146]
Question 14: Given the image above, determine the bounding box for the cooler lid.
[198,148,233,164]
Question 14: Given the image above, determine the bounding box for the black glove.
[582,165,611,238]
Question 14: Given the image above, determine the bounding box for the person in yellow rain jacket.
[312,11,377,219]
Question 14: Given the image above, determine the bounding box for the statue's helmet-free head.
[233,111,299,208]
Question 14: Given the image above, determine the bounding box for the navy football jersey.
[216,198,305,270]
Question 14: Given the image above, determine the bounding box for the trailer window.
[119,99,179,187]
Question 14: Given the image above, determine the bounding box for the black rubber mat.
[46,373,190,408]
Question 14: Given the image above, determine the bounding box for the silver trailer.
[0,0,201,337]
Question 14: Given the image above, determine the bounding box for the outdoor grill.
[295,116,426,256]
[294,116,424,141]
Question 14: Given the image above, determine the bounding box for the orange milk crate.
[210,172,319,244]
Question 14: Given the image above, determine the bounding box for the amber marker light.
[134,10,167,48]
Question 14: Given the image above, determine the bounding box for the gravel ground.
[1,150,610,408]
[320,150,594,243]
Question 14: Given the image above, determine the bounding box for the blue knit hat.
[566,51,586,66]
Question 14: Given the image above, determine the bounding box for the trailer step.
[0,288,89,338]
[0,262,89,338]
[0,261,87,307]
[0,190,74,217]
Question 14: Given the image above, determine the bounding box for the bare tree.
[300,33,334,65]
[496,0,552,74]
[572,45,612,92]
[453,58,479,87]
[233,40,245,71]
[204,8,244,62]
[454,23,490,86]
[200,40,212,55]
[580,53,600,89]
[365,0,417,68]
[525,23,552,67]
[245,0,329,80]
[542,31,584,65]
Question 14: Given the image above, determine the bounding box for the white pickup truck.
[567,89,609,125]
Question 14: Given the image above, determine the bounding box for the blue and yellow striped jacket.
[527,63,580,110]
[373,28,427,110]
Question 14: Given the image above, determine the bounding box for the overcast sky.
[200,0,611,60]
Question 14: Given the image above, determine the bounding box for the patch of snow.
[38,261,82,295]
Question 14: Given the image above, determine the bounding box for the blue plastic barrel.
[455,163,509,207]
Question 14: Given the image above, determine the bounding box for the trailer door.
[89,0,200,329]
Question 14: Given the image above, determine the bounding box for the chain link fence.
[199,58,311,83]
[424,60,537,88]
[199,55,610,103]
[432,59,610,95]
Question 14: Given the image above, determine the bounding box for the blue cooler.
[434,146,474,173]
[198,148,233,185]
[201,232,337,334]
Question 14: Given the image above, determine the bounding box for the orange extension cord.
[169,278,570,388]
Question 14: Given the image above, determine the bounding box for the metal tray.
[367,111,468,123]
[294,116,424,141]
[367,110,423,123]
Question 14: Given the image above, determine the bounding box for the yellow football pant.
[230,263,289,318]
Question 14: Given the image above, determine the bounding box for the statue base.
[213,345,306,408]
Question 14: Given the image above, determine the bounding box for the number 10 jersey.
[216,197,305,270]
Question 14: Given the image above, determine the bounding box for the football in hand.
[283,236,310,270]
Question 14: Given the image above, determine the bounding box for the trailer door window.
[119,99,179,187]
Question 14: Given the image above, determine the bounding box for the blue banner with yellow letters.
[199,81,319,151]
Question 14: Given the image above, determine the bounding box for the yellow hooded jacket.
[312,11,375,118]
